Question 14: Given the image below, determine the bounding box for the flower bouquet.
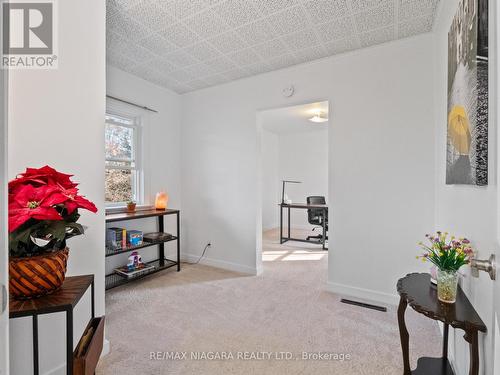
[418,231,474,303]
[8,166,97,299]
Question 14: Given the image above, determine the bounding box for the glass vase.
[437,269,459,303]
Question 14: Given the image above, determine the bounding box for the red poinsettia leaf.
[65,201,78,214]
[9,165,78,193]
[11,184,36,207]
[42,191,68,207]
[8,202,23,218]
[8,176,48,191]
[24,166,46,175]
[8,193,18,205]
[74,195,98,213]
[8,166,97,240]
[8,212,31,232]
[37,166,76,188]
[31,206,62,221]
[25,166,73,181]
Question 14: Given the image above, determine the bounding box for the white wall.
[8,1,105,374]
[261,129,329,230]
[261,130,279,231]
[433,1,497,374]
[181,35,436,292]
[105,67,182,272]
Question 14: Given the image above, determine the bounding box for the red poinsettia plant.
[9,166,97,257]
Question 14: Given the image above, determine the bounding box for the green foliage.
[9,208,85,257]
[418,232,474,272]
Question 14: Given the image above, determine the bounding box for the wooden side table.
[10,275,95,375]
[397,273,487,375]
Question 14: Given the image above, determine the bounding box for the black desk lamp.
[281,180,301,204]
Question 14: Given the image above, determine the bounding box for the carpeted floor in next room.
[97,228,441,375]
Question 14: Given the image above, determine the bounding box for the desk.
[279,203,328,250]
[10,275,95,375]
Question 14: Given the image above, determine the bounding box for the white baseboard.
[182,253,258,275]
[43,338,110,375]
[256,263,264,276]
[263,224,279,231]
[43,363,65,375]
[262,225,317,232]
[326,281,399,306]
[102,338,110,357]
[289,224,317,230]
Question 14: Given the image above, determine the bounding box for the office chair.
[306,196,328,242]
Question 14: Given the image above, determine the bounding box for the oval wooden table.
[397,273,486,375]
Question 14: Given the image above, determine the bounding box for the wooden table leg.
[397,296,411,375]
[464,330,479,375]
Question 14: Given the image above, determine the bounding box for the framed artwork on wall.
[446,0,488,185]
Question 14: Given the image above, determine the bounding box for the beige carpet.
[97,229,441,375]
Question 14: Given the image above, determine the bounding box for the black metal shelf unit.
[105,258,178,289]
[105,235,178,257]
[105,208,180,290]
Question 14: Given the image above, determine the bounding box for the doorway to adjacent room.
[257,101,329,276]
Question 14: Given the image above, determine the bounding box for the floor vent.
[340,298,387,312]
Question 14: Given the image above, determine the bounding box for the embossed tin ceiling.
[107,0,440,93]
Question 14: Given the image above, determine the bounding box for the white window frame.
[105,111,144,208]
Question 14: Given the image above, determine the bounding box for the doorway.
[257,101,329,275]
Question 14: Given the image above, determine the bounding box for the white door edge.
[0,28,9,375]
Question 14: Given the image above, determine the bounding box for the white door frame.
[0,1,9,372]
[494,0,500,373]
[488,1,500,375]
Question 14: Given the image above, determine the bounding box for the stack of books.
[106,228,144,250]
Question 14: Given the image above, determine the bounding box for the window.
[105,113,142,207]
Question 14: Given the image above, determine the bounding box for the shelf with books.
[104,208,180,291]
[105,258,178,290]
[105,234,178,257]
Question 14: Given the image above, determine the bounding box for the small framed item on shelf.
[126,230,143,246]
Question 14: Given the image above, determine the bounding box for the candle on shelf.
[154,192,169,210]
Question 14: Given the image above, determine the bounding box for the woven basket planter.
[9,248,69,300]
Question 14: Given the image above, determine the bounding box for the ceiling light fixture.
[308,111,328,123]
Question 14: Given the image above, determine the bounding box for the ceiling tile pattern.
[107,0,441,93]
